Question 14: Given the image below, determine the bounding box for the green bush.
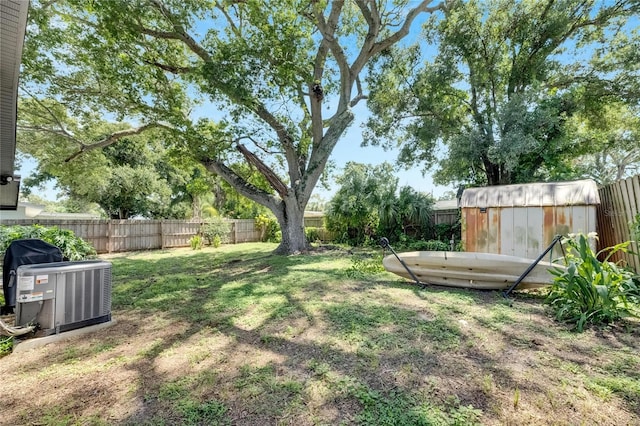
[546,233,640,332]
[407,239,452,251]
[190,235,203,250]
[255,214,280,243]
[201,217,231,245]
[433,220,461,242]
[305,227,321,243]
[0,225,96,260]
[0,336,12,357]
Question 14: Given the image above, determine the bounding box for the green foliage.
[378,186,434,243]
[365,0,639,186]
[0,336,13,358]
[212,235,222,249]
[189,235,203,250]
[17,105,192,219]
[326,162,390,246]
[567,103,640,185]
[406,240,451,251]
[304,227,321,243]
[326,162,435,246]
[21,0,443,254]
[201,218,231,246]
[546,233,640,332]
[433,215,462,243]
[254,214,280,243]
[0,225,96,260]
[631,213,640,242]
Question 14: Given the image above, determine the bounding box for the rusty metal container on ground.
[461,179,600,259]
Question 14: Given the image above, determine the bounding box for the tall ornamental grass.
[546,233,640,332]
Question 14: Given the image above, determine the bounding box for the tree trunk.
[272,195,309,254]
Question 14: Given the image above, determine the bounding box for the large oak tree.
[20,0,450,254]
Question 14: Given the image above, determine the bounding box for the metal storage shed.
[460,179,600,259]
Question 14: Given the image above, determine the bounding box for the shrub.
[255,214,280,243]
[190,235,203,250]
[546,233,640,332]
[305,227,321,243]
[212,234,222,248]
[0,225,96,260]
[433,221,461,242]
[407,240,451,251]
[0,336,12,357]
[201,217,231,245]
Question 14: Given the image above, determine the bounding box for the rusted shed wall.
[463,205,597,258]
[461,180,599,259]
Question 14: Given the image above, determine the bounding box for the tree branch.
[146,0,302,184]
[202,157,280,211]
[349,76,367,107]
[146,0,213,63]
[312,0,350,106]
[64,122,174,162]
[351,0,450,77]
[215,1,241,36]
[236,143,289,198]
[19,87,83,145]
[310,38,330,147]
[143,59,195,74]
[237,135,284,156]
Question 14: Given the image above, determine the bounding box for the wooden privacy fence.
[0,219,262,254]
[433,209,459,226]
[596,174,640,274]
[1,217,331,254]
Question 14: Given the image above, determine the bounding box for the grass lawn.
[1,243,639,425]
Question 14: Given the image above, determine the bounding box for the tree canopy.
[568,102,640,185]
[20,0,450,253]
[17,97,195,218]
[364,0,640,187]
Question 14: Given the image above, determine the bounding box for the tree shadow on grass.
[4,246,639,425]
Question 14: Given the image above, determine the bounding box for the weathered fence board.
[304,217,325,228]
[233,219,261,243]
[433,209,459,226]
[596,175,640,274]
[1,217,298,253]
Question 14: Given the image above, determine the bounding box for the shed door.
[503,207,544,259]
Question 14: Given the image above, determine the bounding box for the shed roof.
[460,179,600,208]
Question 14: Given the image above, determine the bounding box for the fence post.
[233,220,238,244]
[108,220,113,253]
[160,220,165,249]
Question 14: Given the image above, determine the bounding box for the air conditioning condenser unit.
[14,260,112,336]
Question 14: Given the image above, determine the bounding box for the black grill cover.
[2,239,64,313]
